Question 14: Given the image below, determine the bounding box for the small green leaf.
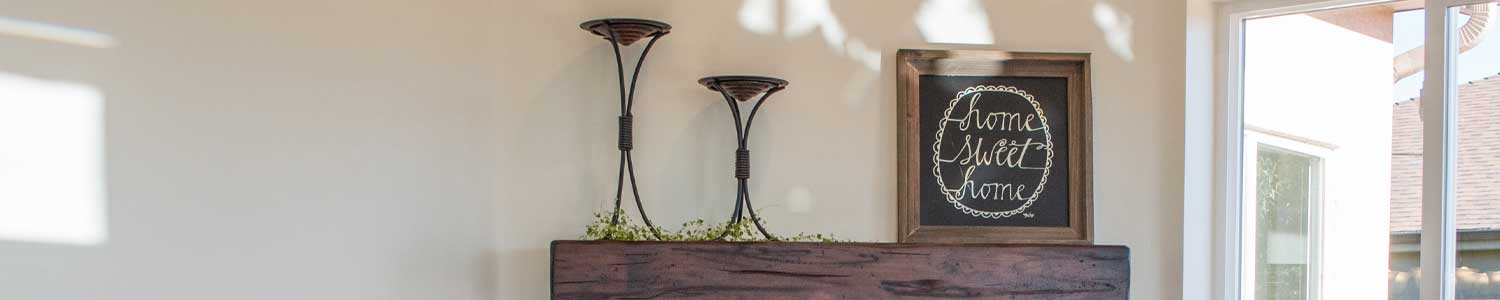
[580,209,845,242]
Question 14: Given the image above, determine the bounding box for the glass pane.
[1448,3,1500,299]
[1256,147,1317,300]
[1242,3,1426,299]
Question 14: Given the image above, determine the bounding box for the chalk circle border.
[931,85,1055,219]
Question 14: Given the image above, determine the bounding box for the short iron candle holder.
[699,75,789,241]
[580,18,671,240]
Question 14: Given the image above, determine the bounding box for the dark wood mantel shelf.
[551,240,1129,300]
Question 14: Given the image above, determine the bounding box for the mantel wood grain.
[550,241,1129,300]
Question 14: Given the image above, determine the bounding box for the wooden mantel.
[551,240,1129,300]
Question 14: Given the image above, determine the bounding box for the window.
[1245,130,1329,300]
[1217,0,1497,299]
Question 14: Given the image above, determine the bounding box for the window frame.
[1242,128,1330,300]
[1213,0,1470,299]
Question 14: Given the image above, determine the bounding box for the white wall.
[497,0,1185,299]
[0,0,497,299]
[0,0,1189,299]
[1182,0,1218,299]
[1243,11,1393,300]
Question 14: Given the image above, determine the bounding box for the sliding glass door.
[1224,0,1499,299]
[1436,2,1499,299]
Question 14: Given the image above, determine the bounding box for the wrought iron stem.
[586,19,668,240]
[706,79,783,241]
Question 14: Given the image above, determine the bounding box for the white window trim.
[1209,1,1468,300]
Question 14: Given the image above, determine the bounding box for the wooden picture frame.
[896,49,1092,244]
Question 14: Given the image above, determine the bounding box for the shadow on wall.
[739,0,1146,63]
[735,0,1136,87]
[503,0,1152,297]
[735,0,887,109]
[0,17,113,246]
[721,0,1136,223]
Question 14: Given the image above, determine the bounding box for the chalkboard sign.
[897,50,1092,244]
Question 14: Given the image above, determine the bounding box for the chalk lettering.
[930,85,1056,219]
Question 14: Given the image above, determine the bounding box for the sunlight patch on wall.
[840,39,882,107]
[785,0,847,52]
[1092,1,1136,62]
[915,0,995,45]
[734,0,882,106]
[739,0,778,35]
[784,187,814,214]
[0,17,116,48]
[0,71,106,246]
[732,0,882,72]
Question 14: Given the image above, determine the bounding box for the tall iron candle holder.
[581,18,670,240]
[699,75,789,241]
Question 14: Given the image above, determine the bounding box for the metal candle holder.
[580,18,671,240]
[699,75,789,241]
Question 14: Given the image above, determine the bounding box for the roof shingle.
[1390,74,1500,233]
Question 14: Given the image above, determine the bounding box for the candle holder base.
[580,18,671,46]
[698,75,789,102]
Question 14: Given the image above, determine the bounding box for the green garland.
[582,209,842,242]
